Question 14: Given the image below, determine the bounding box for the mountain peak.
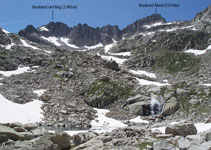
[18,25,37,36]
[45,22,70,37]
[122,14,166,36]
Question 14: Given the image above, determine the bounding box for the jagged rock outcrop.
[0,29,11,45]
[18,22,122,47]
[122,14,166,37]
[17,14,168,47]
[192,5,211,33]
[45,22,70,37]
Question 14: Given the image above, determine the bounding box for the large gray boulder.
[31,135,61,150]
[72,135,112,150]
[73,131,98,145]
[205,130,211,141]
[165,123,197,136]
[50,132,71,149]
[153,140,176,150]
[0,134,9,143]
[129,101,145,116]
[162,97,179,116]
[0,125,24,141]
[105,60,120,71]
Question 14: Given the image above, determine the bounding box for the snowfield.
[51,108,128,136]
[136,78,170,86]
[2,29,10,34]
[20,39,40,50]
[0,94,43,124]
[33,89,46,97]
[129,69,157,79]
[101,55,127,65]
[129,116,149,124]
[41,36,62,46]
[90,108,127,133]
[108,52,131,56]
[184,45,211,55]
[20,39,52,53]
[202,83,211,86]
[85,43,103,50]
[0,66,32,77]
[104,40,117,53]
[144,22,164,29]
[60,37,79,49]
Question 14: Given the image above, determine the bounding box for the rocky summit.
[0,5,211,150]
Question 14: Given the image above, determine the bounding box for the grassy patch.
[155,51,200,74]
[138,142,153,150]
[176,84,211,115]
[0,49,9,57]
[86,80,135,108]
[70,145,77,149]
[87,80,133,98]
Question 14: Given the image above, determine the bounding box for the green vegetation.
[0,49,9,57]
[87,80,134,98]
[70,145,77,149]
[155,51,200,74]
[175,83,211,114]
[86,80,135,108]
[138,142,153,150]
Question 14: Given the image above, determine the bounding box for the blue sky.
[0,0,210,33]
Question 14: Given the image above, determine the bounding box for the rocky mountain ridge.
[17,14,172,48]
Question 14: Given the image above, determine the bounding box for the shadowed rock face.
[18,22,123,47]
[0,29,11,45]
[46,22,70,37]
[17,14,166,47]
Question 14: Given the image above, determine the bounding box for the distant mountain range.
[0,5,210,52]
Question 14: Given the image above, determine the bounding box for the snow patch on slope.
[136,78,170,86]
[202,83,211,87]
[108,52,131,57]
[20,39,40,50]
[0,66,32,77]
[184,45,211,55]
[85,43,103,50]
[139,32,155,36]
[33,89,46,97]
[129,69,157,79]
[38,26,49,32]
[60,37,79,49]
[0,43,15,50]
[41,36,62,46]
[104,40,117,53]
[0,94,43,124]
[130,117,149,124]
[51,108,128,136]
[90,108,127,133]
[101,55,127,65]
[2,29,10,34]
[144,22,164,29]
